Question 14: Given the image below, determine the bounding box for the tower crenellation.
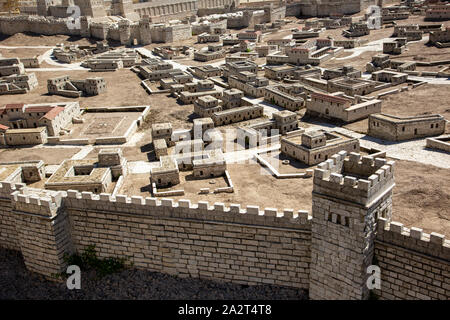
[313,151,395,206]
[310,151,395,300]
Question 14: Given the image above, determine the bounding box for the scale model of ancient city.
[0,0,448,300]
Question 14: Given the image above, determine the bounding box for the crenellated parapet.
[313,151,395,207]
[376,217,450,262]
[65,189,312,229]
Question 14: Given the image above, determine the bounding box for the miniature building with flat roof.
[264,84,305,111]
[151,155,180,188]
[151,123,173,146]
[192,117,215,140]
[281,130,360,165]
[0,160,45,184]
[153,139,168,160]
[47,75,106,97]
[322,65,362,80]
[368,113,446,141]
[188,65,222,79]
[194,95,222,118]
[45,148,126,193]
[212,105,264,126]
[192,149,226,178]
[221,88,244,109]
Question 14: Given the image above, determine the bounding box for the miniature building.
[221,88,244,109]
[212,105,264,126]
[0,102,81,137]
[368,114,446,141]
[1,127,48,146]
[366,54,417,73]
[198,32,220,43]
[426,135,450,153]
[255,45,276,57]
[425,3,450,21]
[266,40,342,66]
[153,139,168,160]
[322,65,362,80]
[383,38,408,55]
[174,139,204,155]
[194,95,222,118]
[151,123,173,146]
[139,65,185,81]
[342,21,370,37]
[81,49,140,71]
[264,64,321,81]
[327,77,379,96]
[272,110,299,134]
[192,149,226,178]
[153,46,192,59]
[178,89,222,104]
[151,156,180,188]
[0,73,38,95]
[393,24,423,41]
[45,149,127,194]
[333,38,361,49]
[237,30,260,41]
[292,28,323,39]
[0,160,45,183]
[192,117,214,140]
[264,84,305,111]
[0,58,25,76]
[47,75,106,97]
[237,109,299,148]
[228,73,269,98]
[223,60,258,79]
[429,27,450,47]
[194,44,225,62]
[188,65,222,79]
[306,92,382,122]
[371,70,408,84]
[281,130,359,165]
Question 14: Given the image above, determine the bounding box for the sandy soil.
[391,159,450,237]
[120,161,314,212]
[0,147,81,164]
[65,111,142,139]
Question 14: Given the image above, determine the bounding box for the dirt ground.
[0,69,149,108]
[118,157,450,238]
[391,159,450,237]
[65,111,142,139]
[120,161,314,212]
[0,147,81,164]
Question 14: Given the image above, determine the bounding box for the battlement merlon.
[10,187,66,218]
[0,181,26,199]
[377,217,450,261]
[63,190,312,228]
[313,151,395,208]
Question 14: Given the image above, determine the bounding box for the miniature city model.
[0,0,449,302]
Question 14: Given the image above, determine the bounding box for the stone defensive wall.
[0,152,449,299]
[374,218,450,299]
[0,15,192,45]
[0,15,80,37]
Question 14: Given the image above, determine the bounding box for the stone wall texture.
[0,152,449,299]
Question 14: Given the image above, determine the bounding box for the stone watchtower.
[139,16,152,45]
[119,19,132,46]
[309,151,395,299]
